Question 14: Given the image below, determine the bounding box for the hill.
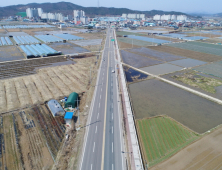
[0,2,188,18]
[214,13,222,17]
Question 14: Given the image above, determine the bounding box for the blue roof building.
[64,112,73,119]
[64,112,74,127]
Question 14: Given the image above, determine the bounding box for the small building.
[47,99,65,117]
[64,112,73,127]
[65,92,79,108]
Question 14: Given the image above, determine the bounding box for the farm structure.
[35,35,63,43]
[3,25,54,29]
[19,44,60,58]
[0,37,13,46]
[13,36,40,45]
[0,56,97,113]
[137,116,198,167]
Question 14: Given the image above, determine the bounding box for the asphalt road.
[80,27,125,170]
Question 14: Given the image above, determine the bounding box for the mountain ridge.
[0,1,189,18]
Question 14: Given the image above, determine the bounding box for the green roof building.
[65,92,79,108]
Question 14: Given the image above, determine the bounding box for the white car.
[112,70,115,73]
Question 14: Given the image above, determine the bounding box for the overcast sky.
[1,0,221,14]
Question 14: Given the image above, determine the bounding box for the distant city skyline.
[0,0,221,14]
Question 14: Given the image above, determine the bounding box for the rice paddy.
[137,116,199,167]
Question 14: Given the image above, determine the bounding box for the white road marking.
[97,112,99,119]
[95,126,97,133]
[99,103,100,108]
[93,142,95,152]
[112,164,114,170]
[112,126,113,134]
[103,73,104,75]
[112,142,113,153]
[91,164,93,170]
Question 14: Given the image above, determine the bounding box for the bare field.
[22,28,55,35]
[186,33,220,38]
[118,40,140,49]
[76,32,105,40]
[0,46,24,62]
[151,125,222,170]
[48,42,89,54]
[147,45,222,62]
[198,38,222,44]
[0,57,97,113]
[129,79,222,133]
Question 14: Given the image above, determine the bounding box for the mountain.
[0,2,188,18]
[214,13,222,17]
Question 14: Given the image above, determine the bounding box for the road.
[79,27,125,170]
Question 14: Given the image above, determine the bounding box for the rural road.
[79,26,125,170]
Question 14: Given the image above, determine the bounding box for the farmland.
[167,41,222,56]
[194,61,222,78]
[0,105,66,170]
[120,50,163,68]
[147,45,222,62]
[129,79,222,133]
[140,63,182,75]
[0,56,98,113]
[118,37,153,47]
[137,116,199,167]
[129,47,185,62]
[151,125,222,170]
[0,46,24,62]
[48,42,89,55]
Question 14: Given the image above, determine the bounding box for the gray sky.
[1,0,222,14]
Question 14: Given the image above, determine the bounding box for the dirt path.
[151,126,222,170]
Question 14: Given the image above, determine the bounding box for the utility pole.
[132,39,133,48]
[90,66,91,85]
[76,98,81,130]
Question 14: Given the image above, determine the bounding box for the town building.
[26,8,39,18]
[73,10,88,24]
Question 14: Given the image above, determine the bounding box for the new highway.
[79,27,125,170]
